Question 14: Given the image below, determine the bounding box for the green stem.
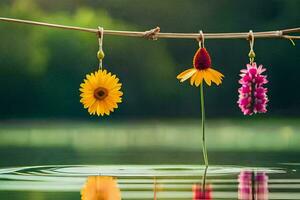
[201,165,208,197]
[200,83,208,167]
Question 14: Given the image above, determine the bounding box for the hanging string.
[97,26,104,70]
[0,17,300,40]
[198,30,205,48]
[248,30,255,64]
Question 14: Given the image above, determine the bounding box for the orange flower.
[177,48,224,86]
[81,176,121,200]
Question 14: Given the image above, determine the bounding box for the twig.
[0,17,300,40]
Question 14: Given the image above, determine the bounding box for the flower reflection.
[81,176,121,200]
[153,177,163,200]
[154,177,157,200]
[193,184,212,200]
[238,171,269,200]
[193,166,212,200]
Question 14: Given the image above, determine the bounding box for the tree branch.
[0,17,299,40]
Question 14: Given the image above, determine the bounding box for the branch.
[0,17,299,40]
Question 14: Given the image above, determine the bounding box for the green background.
[0,0,299,119]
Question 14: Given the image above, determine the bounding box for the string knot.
[143,26,160,40]
[248,30,254,42]
[276,30,283,37]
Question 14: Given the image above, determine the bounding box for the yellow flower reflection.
[81,176,121,200]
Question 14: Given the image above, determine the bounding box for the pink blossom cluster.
[238,63,268,115]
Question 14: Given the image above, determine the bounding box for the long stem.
[200,83,208,167]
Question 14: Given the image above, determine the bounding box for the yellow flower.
[177,48,224,86]
[81,176,121,200]
[80,70,123,116]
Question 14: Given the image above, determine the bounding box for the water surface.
[1,120,300,199]
[0,164,299,199]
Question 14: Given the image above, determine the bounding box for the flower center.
[193,48,211,70]
[94,87,108,100]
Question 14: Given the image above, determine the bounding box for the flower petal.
[207,68,223,85]
[209,68,224,79]
[203,70,212,86]
[195,71,204,87]
[178,69,197,82]
[177,68,193,79]
[190,72,197,86]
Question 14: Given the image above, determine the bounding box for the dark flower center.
[94,87,108,100]
[193,48,212,70]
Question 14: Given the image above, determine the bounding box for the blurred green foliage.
[1,119,300,168]
[0,0,299,119]
[1,119,299,151]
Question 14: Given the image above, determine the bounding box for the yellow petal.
[102,102,110,115]
[203,70,212,86]
[209,68,224,78]
[88,102,98,115]
[177,68,195,79]
[195,71,204,87]
[84,98,96,108]
[108,96,121,104]
[179,69,197,82]
[109,91,123,97]
[97,101,104,116]
[208,68,224,85]
[190,73,197,86]
[106,75,118,89]
[207,69,220,85]
[104,99,115,111]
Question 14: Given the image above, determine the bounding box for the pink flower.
[237,63,268,115]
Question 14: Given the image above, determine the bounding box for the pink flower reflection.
[193,184,212,200]
[238,171,269,200]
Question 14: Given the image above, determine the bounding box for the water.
[0,164,299,199]
[1,120,300,199]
